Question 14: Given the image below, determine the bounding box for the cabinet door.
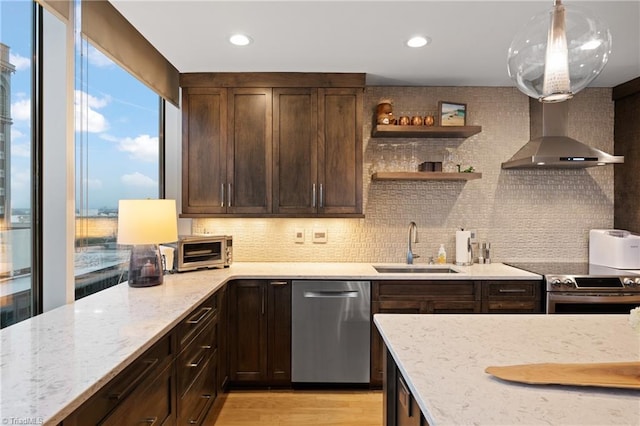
[182,87,228,214]
[227,88,273,214]
[273,88,318,214]
[228,280,268,382]
[317,88,363,215]
[267,280,292,383]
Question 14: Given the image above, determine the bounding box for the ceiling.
[109,0,640,88]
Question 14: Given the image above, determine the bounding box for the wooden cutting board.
[485,361,640,389]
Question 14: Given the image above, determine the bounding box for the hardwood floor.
[204,389,383,426]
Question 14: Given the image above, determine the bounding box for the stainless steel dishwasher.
[291,280,371,383]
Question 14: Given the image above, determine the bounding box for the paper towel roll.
[456,230,472,265]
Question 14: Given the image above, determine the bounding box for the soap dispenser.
[437,244,447,264]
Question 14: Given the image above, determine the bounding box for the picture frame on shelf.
[438,101,466,126]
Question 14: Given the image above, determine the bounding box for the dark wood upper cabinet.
[227,88,273,214]
[273,88,318,215]
[318,88,363,216]
[182,87,228,214]
[180,73,364,218]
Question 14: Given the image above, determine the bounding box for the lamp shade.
[117,199,178,245]
[507,0,611,102]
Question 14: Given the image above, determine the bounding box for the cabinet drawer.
[178,316,217,398]
[487,300,538,311]
[485,281,540,298]
[178,293,218,351]
[179,354,217,425]
[374,281,477,301]
[102,363,175,426]
[64,333,173,425]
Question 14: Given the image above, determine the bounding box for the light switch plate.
[312,228,328,244]
[294,228,305,244]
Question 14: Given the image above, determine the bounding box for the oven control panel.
[546,275,640,292]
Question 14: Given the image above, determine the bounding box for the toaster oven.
[171,235,232,272]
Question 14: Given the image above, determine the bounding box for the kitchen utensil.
[485,361,640,390]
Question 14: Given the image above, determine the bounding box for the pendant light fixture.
[507,0,611,102]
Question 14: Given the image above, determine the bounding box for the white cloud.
[121,172,157,188]
[9,53,30,71]
[87,46,114,68]
[88,178,103,190]
[11,128,25,141]
[74,90,109,133]
[11,143,30,158]
[117,134,158,163]
[11,99,30,121]
[11,169,30,191]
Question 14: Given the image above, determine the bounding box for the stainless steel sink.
[373,265,459,274]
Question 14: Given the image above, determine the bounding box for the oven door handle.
[548,293,640,304]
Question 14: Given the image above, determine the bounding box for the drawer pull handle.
[187,347,210,368]
[398,375,412,417]
[186,307,212,324]
[145,417,158,425]
[498,288,527,293]
[108,358,159,401]
[270,281,288,286]
[189,394,213,424]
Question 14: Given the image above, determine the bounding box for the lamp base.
[128,244,164,287]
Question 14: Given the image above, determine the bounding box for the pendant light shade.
[507,0,611,102]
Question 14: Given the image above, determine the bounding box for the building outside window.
[0,1,33,328]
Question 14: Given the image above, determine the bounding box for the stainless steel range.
[506,262,640,314]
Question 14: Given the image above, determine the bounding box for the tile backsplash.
[193,86,614,264]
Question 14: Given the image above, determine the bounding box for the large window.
[74,33,162,299]
[0,0,33,328]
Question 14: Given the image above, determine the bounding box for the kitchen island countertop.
[0,261,539,425]
[374,313,640,425]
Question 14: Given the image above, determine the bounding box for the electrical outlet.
[294,228,305,244]
[312,228,328,244]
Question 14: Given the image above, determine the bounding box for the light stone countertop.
[374,314,640,426]
[0,262,539,425]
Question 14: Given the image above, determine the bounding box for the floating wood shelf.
[372,124,482,139]
[371,172,482,181]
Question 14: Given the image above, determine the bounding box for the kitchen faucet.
[407,221,420,264]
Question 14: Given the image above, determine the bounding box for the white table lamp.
[117,199,178,287]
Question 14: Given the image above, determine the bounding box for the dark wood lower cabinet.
[228,279,291,386]
[176,294,219,425]
[62,287,227,426]
[61,277,543,426]
[384,348,428,426]
[371,279,543,387]
[102,362,176,426]
[62,333,175,426]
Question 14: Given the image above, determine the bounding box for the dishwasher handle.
[303,290,359,298]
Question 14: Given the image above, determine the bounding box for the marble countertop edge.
[1,261,541,425]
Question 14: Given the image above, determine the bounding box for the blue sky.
[3,0,160,211]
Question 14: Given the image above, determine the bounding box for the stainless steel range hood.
[501,99,623,169]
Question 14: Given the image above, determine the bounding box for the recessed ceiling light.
[406,36,430,48]
[229,34,252,46]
